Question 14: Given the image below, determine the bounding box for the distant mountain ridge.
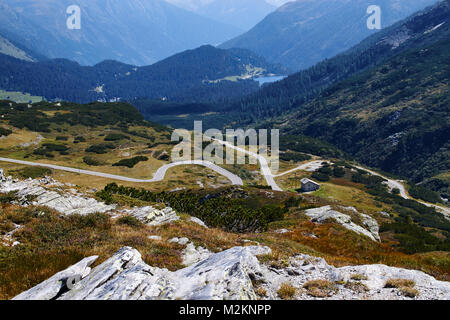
[196,0,276,31]
[226,0,450,123]
[0,0,241,66]
[220,0,440,71]
[0,45,287,103]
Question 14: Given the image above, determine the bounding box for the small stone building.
[300,178,320,192]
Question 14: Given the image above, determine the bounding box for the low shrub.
[10,167,52,179]
[112,156,149,168]
[384,278,415,289]
[83,156,103,166]
[85,143,115,154]
[277,283,297,299]
[303,280,337,298]
[117,215,143,228]
[104,133,130,141]
[0,127,12,137]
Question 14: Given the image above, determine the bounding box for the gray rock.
[305,206,380,241]
[181,243,212,266]
[189,217,208,228]
[13,255,98,300]
[0,171,116,215]
[147,235,162,241]
[169,237,189,246]
[15,246,450,300]
[121,206,180,226]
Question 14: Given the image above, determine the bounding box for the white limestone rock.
[256,254,450,300]
[181,242,213,266]
[169,237,189,246]
[17,246,270,300]
[189,217,208,228]
[15,246,450,300]
[13,255,98,300]
[304,206,380,241]
[0,170,116,215]
[122,206,180,226]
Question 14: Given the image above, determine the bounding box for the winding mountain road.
[0,157,243,186]
[1,148,448,217]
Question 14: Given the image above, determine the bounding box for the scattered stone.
[169,237,189,246]
[275,229,291,234]
[181,243,212,266]
[189,217,208,228]
[147,235,162,241]
[379,211,391,218]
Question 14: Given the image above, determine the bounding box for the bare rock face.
[0,169,116,215]
[304,206,380,241]
[13,255,98,300]
[121,206,180,226]
[256,254,450,300]
[15,246,270,300]
[14,246,450,300]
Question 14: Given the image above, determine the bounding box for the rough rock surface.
[256,254,450,300]
[305,206,380,241]
[190,216,208,228]
[121,206,180,226]
[15,246,450,300]
[0,169,115,215]
[13,255,98,300]
[16,246,269,300]
[181,242,213,266]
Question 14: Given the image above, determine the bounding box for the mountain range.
[0,0,241,66]
[259,0,450,185]
[220,0,440,71]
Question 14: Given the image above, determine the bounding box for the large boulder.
[14,246,450,300]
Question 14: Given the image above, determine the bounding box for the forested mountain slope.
[220,0,438,71]
[279,38,449,184]
[226,0,450,123]
[0,45,286,103]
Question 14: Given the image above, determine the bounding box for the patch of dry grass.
[303,280,337,298]
[384,278,416,289]
[384,278,419,298]
[277,283,297,299]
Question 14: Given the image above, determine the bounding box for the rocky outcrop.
[14,246,450,300]
[15,246,269,300]
[13,255,98,300]
[0,169,115,215]
[1,168,181,225]
[304,206,380,241]
[120,206,179,226]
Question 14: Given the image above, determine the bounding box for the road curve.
[212,139,283,191]
[0,157,243,186]
[353,165,450,217]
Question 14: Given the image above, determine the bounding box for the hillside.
[224,0,450,123]
[0,0,241,66]
[0,45,287,104]
[278,37,449,189]
[220,0,439,71]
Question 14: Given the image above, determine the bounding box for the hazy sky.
[165,0,293,11]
